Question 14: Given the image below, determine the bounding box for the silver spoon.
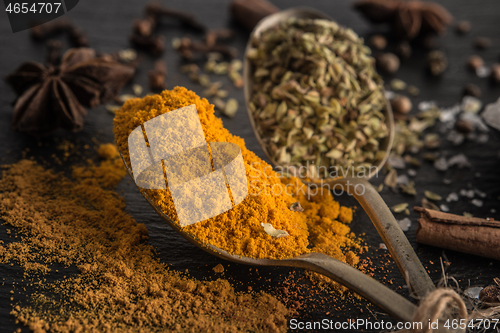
[242,6,435,314]
[119,7,435,323]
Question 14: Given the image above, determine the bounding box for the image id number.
[6,2,62,14]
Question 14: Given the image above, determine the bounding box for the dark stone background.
[0,0,499,332]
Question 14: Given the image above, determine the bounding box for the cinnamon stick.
[414,207,500,260]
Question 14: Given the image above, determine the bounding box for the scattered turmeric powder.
[113,87,362,290]
[0,145,289,332]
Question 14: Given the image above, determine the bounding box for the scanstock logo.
[128,104,249,227]
[4,0,79,33]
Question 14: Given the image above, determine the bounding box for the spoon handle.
[332,177,435,299]
[285,252,417,322]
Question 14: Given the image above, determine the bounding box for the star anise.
[354,0,453,40]
[5,48,135,136]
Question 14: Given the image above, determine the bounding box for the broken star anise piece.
[354,0,453,40]
[5,48,135,136]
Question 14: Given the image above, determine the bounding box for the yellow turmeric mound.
[114,87,360,267]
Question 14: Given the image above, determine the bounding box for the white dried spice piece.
[460,189,475,198]
[474,189,487,198]
[439,204,450,212]
[379,243,387,250]
[397,174,409,185]
[461,96,482,114]
[439,104,460,123]
[385,90,395,100]
[464,287,484,299]
[448,154,471,168]
[443,179,452,185]
[446,130,465,146]
[408,169,417,177]
[446,192,459,202]
[398,217,412,232]
[388,155,406,169]
[471,199,483,207]
[433,157,448,171]
[476,66,491,78]
[261,223,289,238]
[418,101,437,111]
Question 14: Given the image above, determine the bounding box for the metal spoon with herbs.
[246,17,389,179]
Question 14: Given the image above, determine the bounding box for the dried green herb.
[247,18,389,178]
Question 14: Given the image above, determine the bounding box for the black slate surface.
[0,0,499,332]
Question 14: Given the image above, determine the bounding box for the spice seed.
[377,53,400,74]
[422,198,440,211]
[223,98,239,118]
[424,190,442,201]
[391,203,409,214]
[368,34,387,50]
[474,37,491,50]
[390,95,412,114]
[261,223,289,238]
[455,20,471,34]
[467,55,484,71]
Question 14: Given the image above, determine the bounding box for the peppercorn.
[426,50,447,76]
[396,41,412,60]
[377,53,400,74]
[479,278,500,304]
[390,95,412,114]
[462,83,481,98]
[490,64,500,83]
[455,20,471,35]
[474,37,491,50]
[467,55,484,71]
[421,35,439,50]
[455,119,474,134]
[368,34,387,50]
[148,60,167,90]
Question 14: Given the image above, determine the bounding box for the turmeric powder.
[114,87,362,274]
